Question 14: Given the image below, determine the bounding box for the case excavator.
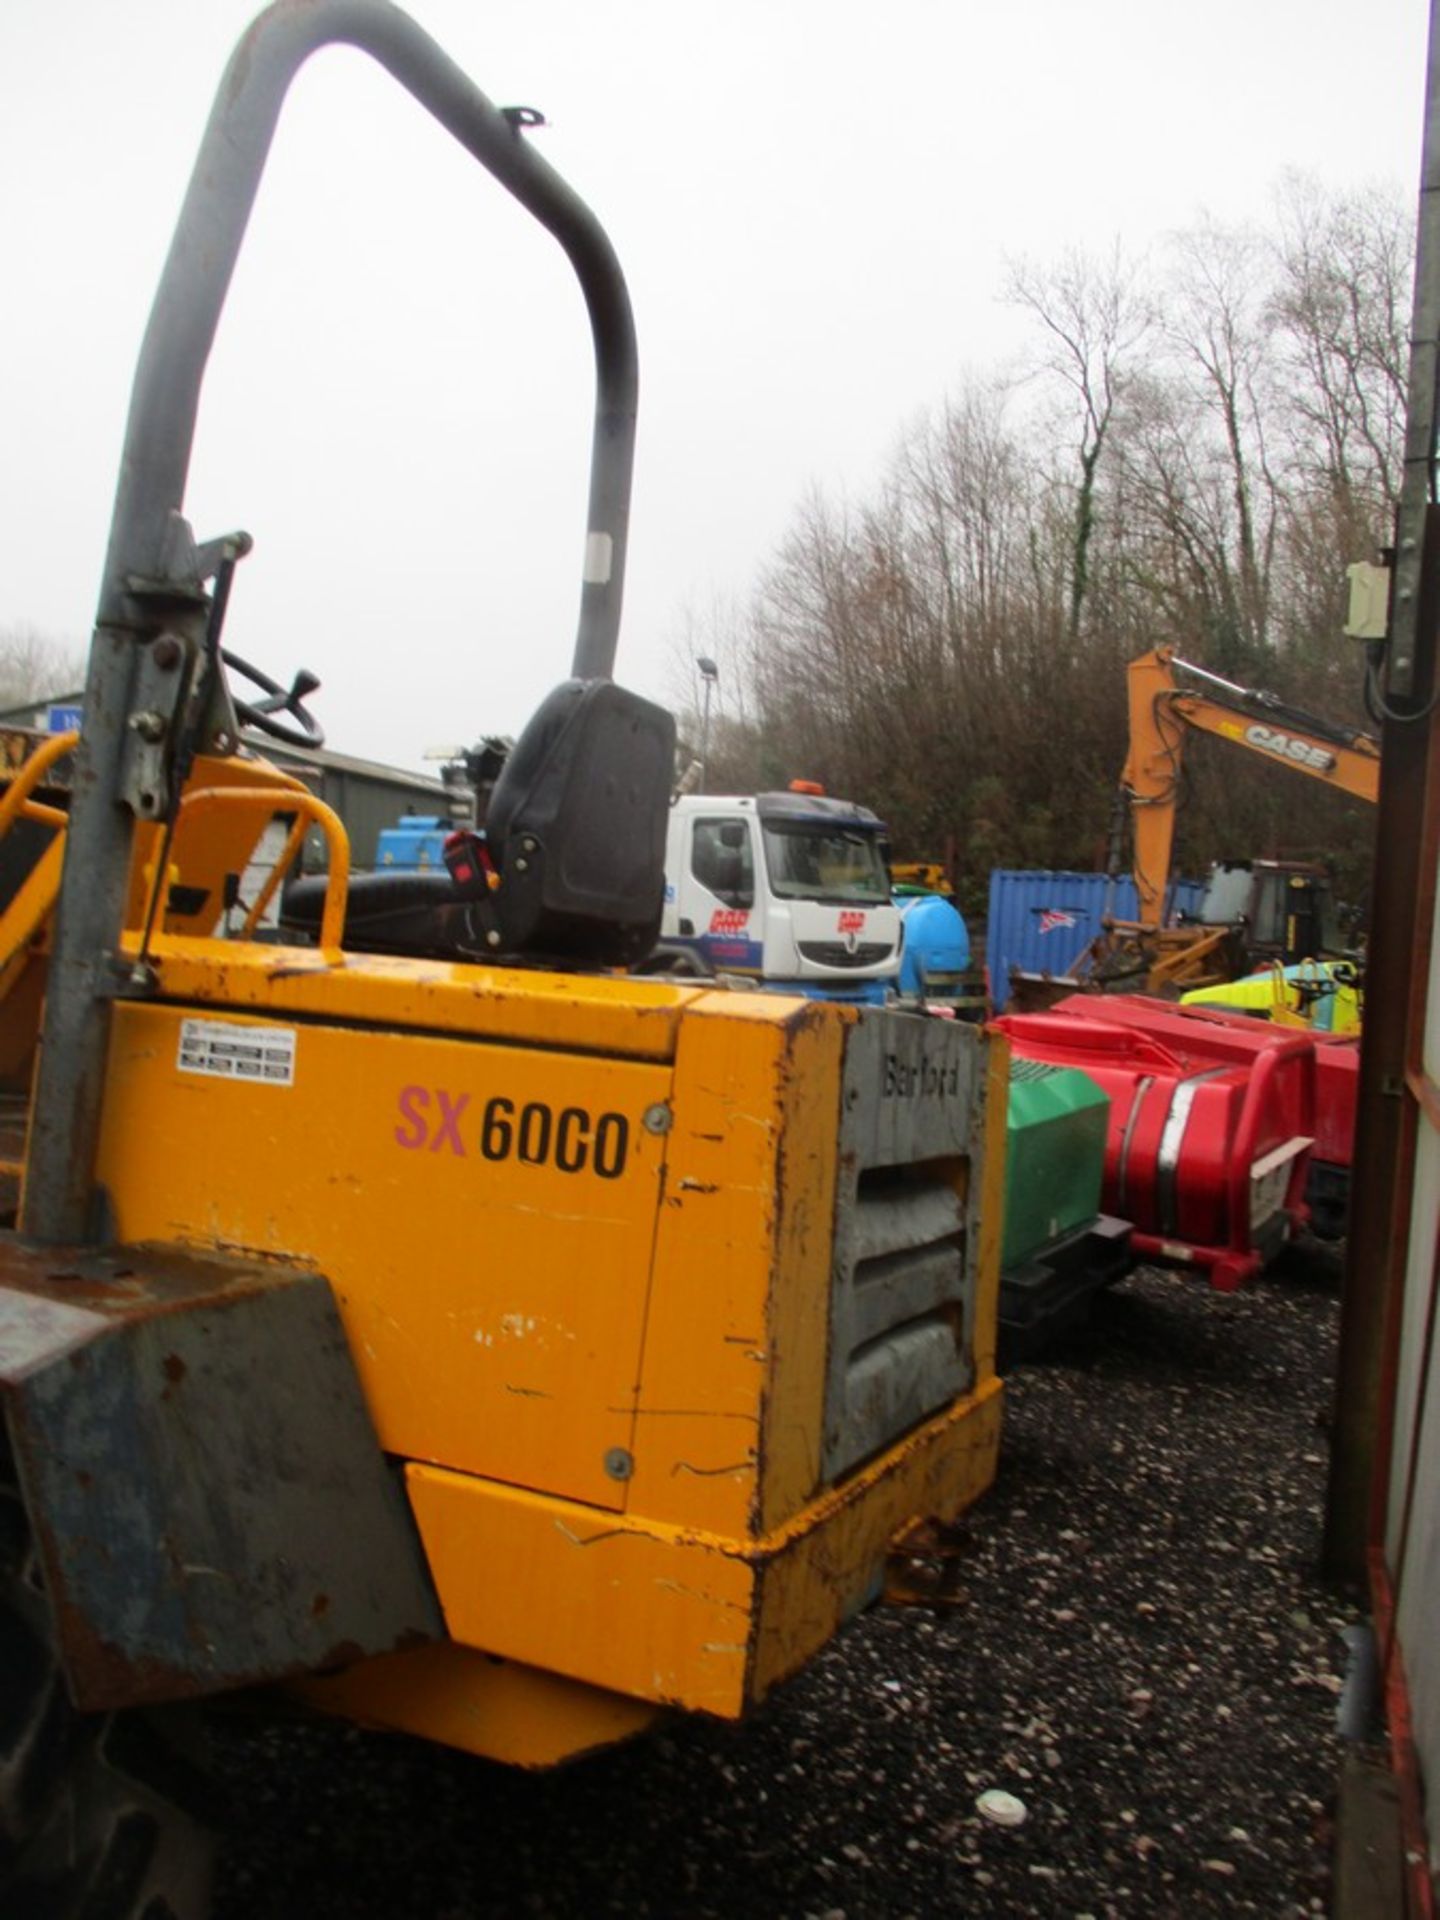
[1080,646,1378,1004]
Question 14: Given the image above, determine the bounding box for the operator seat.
[279,679,674,968]
[478,678,675,963]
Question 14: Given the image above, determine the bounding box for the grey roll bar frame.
[23,0,639,1244]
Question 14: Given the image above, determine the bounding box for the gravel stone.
[210,1242,1353,1918]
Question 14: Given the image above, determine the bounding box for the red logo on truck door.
[709,908,750,936]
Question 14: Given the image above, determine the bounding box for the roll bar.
[25,0,639,1244]
[103,0,637,676]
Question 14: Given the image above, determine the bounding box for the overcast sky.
[0,1,1429,770]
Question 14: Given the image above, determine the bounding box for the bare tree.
[1006,244,1155,645]
[686,182,1406,903]
[1162,215,1281,661]
[0,624,86,711]
[1268,174,1412,533]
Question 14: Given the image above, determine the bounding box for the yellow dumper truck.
[0,6,1006,1913]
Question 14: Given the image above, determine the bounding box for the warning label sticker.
[177,1018,296,1087]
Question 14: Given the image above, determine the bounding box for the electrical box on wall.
[1344,560,1392,642]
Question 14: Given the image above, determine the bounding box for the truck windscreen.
[761,824,891,904]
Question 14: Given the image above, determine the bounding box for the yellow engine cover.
[88,938,1006,1757]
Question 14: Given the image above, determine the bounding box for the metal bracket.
[116,521,254,812]
[116,628,195,820]
[195,662,243,759]
[191,530,250,756]
[192,530,253,584]
[121,509,209,614]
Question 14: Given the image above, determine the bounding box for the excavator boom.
[1123,647,1380,929]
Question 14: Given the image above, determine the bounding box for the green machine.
[997,1059,1133,1361]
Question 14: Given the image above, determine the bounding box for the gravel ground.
[211,1242,1357,1919]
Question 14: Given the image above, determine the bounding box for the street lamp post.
[697,656,719,789]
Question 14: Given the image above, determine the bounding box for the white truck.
[647,786,903,1002]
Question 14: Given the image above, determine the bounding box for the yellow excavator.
[1092,645,1379,1004]
[0,6,1007,1914]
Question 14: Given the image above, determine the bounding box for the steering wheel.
[220,649,325,750]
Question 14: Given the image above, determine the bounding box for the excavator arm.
[1122,647,1381,929]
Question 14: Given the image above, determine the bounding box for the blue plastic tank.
[897,893,971,997]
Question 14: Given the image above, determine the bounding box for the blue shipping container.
[985,869,1206,1012]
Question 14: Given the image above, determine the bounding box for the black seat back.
[485,679,675,966]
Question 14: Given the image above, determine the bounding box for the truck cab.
[657,787,902,1001]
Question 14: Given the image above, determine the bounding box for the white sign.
[177,1018,296,1086]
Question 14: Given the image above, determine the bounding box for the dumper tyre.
[0,1458,216,1920]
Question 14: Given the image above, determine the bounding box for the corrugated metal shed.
[252,739,452,871]
[0,692,452,871]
